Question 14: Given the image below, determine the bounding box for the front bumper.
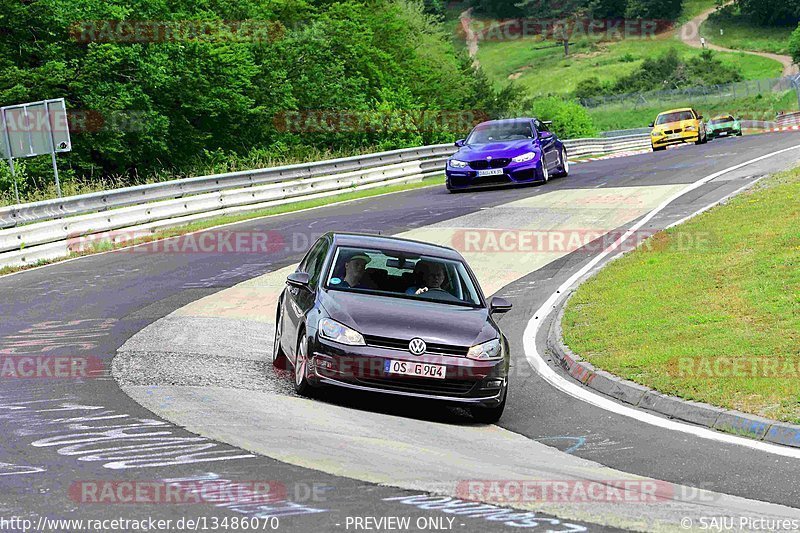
[307,337,508,407]
[446,160,545,190]
[709,127,740,137]
[651,132,699,147]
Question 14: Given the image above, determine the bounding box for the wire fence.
[580,76,800,109]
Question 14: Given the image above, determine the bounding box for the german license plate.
[719,131,728,136]
[477,168,504,177]
[668,133,682,140]
[384,360,446,380]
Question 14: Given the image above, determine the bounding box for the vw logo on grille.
[408,338,427,356]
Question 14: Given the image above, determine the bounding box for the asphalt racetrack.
[2,133,800,532]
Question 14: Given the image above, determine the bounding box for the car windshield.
[710,116,733,125]
[656,111,694,124]
[466,121,533,144]
[325,246,482,307]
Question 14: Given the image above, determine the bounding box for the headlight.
[449,159,468,169]
[319,318,365,346]
[467,338,502,361]
[685,126,696,131]
[651,131,660,137]
[512,152,536,163]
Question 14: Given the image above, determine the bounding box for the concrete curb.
[548,285,800,450]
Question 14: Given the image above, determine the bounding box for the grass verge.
[477,35,783,97]
[703,10,794,55]
[562,167,800,423]
[0,176,444,277]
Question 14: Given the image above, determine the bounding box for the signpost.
[0,98,71,203]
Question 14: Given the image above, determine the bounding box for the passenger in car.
[405,260,447,295]
[332,253,377,289]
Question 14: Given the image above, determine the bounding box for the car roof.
[658,108,694,115]
[327,232,463,260]
[473,117,536,128]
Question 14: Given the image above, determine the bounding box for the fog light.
[482,378,504,389]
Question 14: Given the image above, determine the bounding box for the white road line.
[523,143,800,459]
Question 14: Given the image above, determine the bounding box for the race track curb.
[547,290,800,449]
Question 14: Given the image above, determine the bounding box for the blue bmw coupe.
[445,118,569,192]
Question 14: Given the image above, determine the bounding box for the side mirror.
[649,122,655,128]
[489,296,512,314]
[698,114,703,119]
[287,271,311,290]
[540,131,553,139]
[455,139,466,147]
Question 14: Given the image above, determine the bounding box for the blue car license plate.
[477,168,504,177]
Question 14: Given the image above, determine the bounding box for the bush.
[524,97,598,139]
[790,23,800,65]
[574,77,613,100]
[625,0,683,19]
[611,49,742,93]
[737,0,800,26]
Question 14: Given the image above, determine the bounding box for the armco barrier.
[0,144,457,229]
[0,134,650,269]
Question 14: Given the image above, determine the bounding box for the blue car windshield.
[467,122,533,144]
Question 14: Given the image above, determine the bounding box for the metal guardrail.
[0,144,457,229]
[0,134,651,269]
[565,134,651,157]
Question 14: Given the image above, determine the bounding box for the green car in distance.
[707,114,742,139]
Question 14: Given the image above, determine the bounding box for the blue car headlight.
[512,152,537,163]
[466,338,502,361]
[449,159,469,169]
[319,318,365,346]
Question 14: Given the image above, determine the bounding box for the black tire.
[470,395,506,424]
[273,305,288,370]
[293,334,312,396]
[652,145,665,152]
[555,147,569,177]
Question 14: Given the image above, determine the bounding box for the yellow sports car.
[649,108,708,151]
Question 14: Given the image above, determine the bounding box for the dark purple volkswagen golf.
[273,232,512,423]
[445,117,569,191]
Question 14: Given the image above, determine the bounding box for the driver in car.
[406,260,446,295]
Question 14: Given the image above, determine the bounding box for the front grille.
[356,376,476,396]
[468,158,511,170]
[364,335,469,357]
[663,128,682,134]
[470,174,510,186]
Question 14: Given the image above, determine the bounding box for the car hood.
[321,290,496,347]
[653,119,698,132]
[456,139,537,160]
